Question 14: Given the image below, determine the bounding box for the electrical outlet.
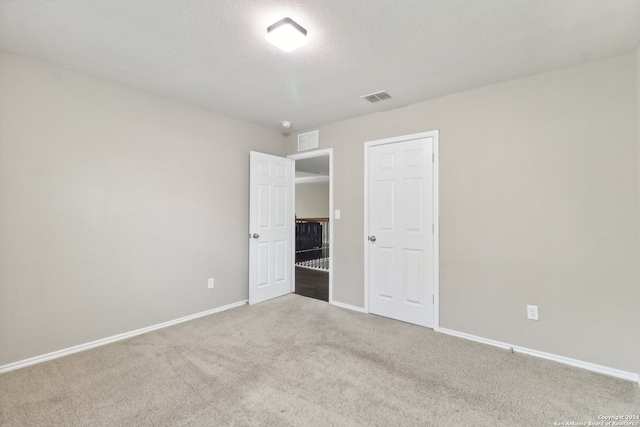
[208,278,214,289]
[527,305,538,320]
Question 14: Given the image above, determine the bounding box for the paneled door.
[367,134,436,327]
[249,151,293,305]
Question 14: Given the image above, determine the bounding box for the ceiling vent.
[361,90,393,103]
[297,130,319,151]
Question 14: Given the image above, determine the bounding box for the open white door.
[366,133,437,327]
[249,151,293,305]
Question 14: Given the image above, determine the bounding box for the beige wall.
[1,49,638,376]
[0,51,286,366]
[286,54,640,374]
[295,182,330,219]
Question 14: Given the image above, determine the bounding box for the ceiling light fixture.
[266,17,308,52]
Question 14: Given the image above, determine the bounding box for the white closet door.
[368,136,434,327]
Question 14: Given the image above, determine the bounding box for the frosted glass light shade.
[266,18,308,52]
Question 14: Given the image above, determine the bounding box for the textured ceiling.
[1,1,639,132]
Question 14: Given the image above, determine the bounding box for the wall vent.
[297,130,319,151]
[361,90,393,103]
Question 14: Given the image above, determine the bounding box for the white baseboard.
[0,300,248,374]
[437,327,640,385]
[330,300,368,313]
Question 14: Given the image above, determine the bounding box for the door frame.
[363,131,440,329]
[287,148,334,303]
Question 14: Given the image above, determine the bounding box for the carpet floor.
[1,294,638,426]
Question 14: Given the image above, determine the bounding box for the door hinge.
[432,294,435,304]
[432,153,434,163]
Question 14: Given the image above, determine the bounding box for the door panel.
[403,249,423,305]
[368,137,434,327]
[257,242,270,287]
[379,181,395,230]
[404,179,422,231]
[377,246,395,299]
[249,151,292,304]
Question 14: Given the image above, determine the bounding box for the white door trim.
[287,148,334,303]
[364,131,440,329]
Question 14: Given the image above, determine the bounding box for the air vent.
[297,130,319,151]
[361,90,393,103]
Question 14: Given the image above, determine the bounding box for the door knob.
[252,233,260,239]
[368,236,376,242]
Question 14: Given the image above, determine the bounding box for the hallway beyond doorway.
[294,267,328,302]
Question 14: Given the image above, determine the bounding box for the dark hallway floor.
[294,266,329,302]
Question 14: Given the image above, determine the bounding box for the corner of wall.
[636,41,640,376]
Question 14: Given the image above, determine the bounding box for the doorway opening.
[288,150,333,303]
